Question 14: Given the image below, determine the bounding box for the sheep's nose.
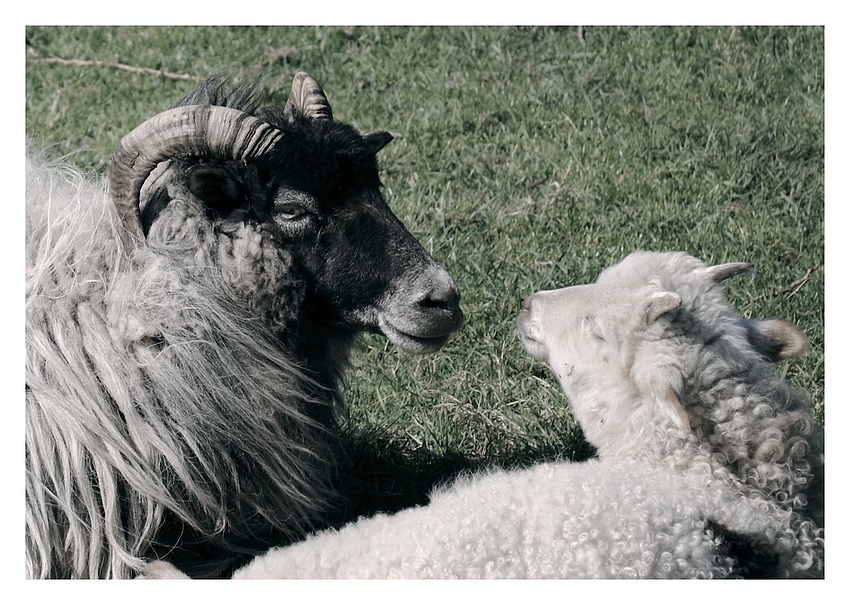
[416,273,461,312]
[394,264,464,335]
[415,269,464,333]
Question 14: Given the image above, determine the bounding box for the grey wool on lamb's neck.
[26,72,463,579]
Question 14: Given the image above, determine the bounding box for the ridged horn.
[703,262,754,283]
[109,105,284,240]
[285,71,333,121]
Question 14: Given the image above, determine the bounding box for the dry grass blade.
[34,57,204,82]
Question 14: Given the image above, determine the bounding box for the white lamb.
[142,250,824,579]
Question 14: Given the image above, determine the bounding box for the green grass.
[26,26,824,514]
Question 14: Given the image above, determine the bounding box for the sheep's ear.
[187,164,246,216]
[645,290,682,324]
[362,131,394,155]
[744,318,808,362]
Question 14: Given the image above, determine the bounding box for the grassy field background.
[26,26,824,518]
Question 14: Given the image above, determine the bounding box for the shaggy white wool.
[26,150,339,579]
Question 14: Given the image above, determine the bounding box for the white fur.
[141,250,823,579]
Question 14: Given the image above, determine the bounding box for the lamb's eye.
[276,204,308,221]
[583,315,604,341]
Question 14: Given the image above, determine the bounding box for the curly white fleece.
[225,461,815,579]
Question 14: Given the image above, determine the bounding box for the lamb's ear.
[704,262,753,283]
[636,287,689,432]
[657,387,691,434]
[744,318,808,362]
[645,290,682,324]
[633,350,690,434]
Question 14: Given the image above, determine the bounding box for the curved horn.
[285,71,333,121]
[703,262,754,283]
[109,105,284,240]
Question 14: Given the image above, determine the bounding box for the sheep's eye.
[276,204,308,221]
[272,188,317,225]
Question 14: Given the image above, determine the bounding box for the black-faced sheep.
[26,72,463,579]
[141,250,823,579]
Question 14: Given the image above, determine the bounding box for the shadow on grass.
[329,427,598,528]
[156,429,596,579]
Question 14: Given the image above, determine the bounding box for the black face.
[170,116,463,354]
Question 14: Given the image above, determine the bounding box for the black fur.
[705,520,783,579]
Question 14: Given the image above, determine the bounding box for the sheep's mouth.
[378,315,456,355]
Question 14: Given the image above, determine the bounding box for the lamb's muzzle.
[517,286,593,364]
[517,295,543,359]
